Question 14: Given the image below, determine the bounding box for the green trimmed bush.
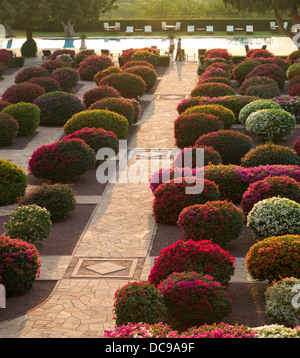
[233,60,261,85]
[245,84,281,99]
[20,39,37,57]
[93,66,123,85]
[0,113,19,147]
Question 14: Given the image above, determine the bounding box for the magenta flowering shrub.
[28,138,96,182]
[78,55,114,81]
[148,239,235,286]
[94,66,123,85]
[191,82,235,98]
[0,113,19,147]
[50,67,79,92]
[113,281,167,327]
[14,66,49,84]
[294,137,300,156]
[241,176,300,215]
[173,146,222,168]
[158,272,232,326]
[204,49,232,61]
[51,49,75,61]
[272,96,300,118]
[27,76,61,93]
[125,65,157,91]
[198,76,233,88]
[247,164,300,184]
[200,67,230,80]
[233,60,261,85]
[121,60,155,70]
[0,234,41,297]
[82,85,121,108]
[247,49,275,59]
[2,83,45,104]
[0,49,13,66]
[40,60,72,74]
[153,177,220,224]
[176,96,213,114]
[178,200,244,246]
[289,83,300,96]
[246,64,286,91]
[239,76,279,95]
[74,50,96,68]
[195,129,253,165]
[0,100,11,111]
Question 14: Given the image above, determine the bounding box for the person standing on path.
[175,37,182,61]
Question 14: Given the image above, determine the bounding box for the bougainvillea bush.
[27,77,61,93]
[245,64,286,91]
[51,49,75,61]
[148,239,235,286]
[173,146,222,168]
[40,60,72,74]
[247,49,274,59]
[14,66,49,84]
[246,235,300,282]
[191,82,235,98]
[270,96,300,119]
[239,76,279,96]
[247,197,300,240]
[78,55,114,81]
[124,65,157,91]
[33,91,85,126]
[203,48,232,61]
[238,99,282,124]
[0,113,19,147]
[233,60,261,85]
[152,178,220,225]
[294,136,300,155]
[0,49,13,66]
[113,281,167,327]
[82,85,121,109]
[2,83,45,104]
[121,60,155,70]
[0,234,41,297]
[93,66,123,85]
[74,49,96,68]
[177,200,244,246]
[157,272,232,326]
[28,138,96,183]
[50,67,79,92]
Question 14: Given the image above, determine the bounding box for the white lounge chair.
[206,26,214,34]
[144,25,152,35]
[283,22,288,30]
[162,22,167,31]
[104,22,110,32]
[270,21,277,32]
[246,25,254,35]
[226,25,234,34]
[187,26,195,34]
[115,22,120,31]
[125,26,134,35]
[175,22,181,31]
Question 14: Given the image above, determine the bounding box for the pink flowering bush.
[0,113,19,147]
[204,49,232,61]
[247,49,274,59]
[78,55,114,81]
[153,178,220,224]
[28,138,96,183]
[125,65,157,91]
[178,200,244,246]
[148,239,235,286]
[93,66,123,85]
[157,272,232,326]
[245,64,286,91]
[40,60,72,74]
[180,323,256,338]
[113,281,167,327]
[293,137,300,155]
[233,60,261,85]
[0,49,13,66]
[50,67,79,92]
[14,66,49,84]
[2,83,45,104]
[27,77,61,93]
[173,146,222,168]
[121,60,155,70]
[191,82,235,98]
[82,85,121,108]
[0,234,41,297]
[241,176,300,215]
[239,76,279,96]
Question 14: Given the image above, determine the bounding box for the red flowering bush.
[200,67,230,81]
[78,55,114,81]
[14,66,49,84]
[94,66,123,85]
[40,60,72,74]
[33,91,85,125]
[198,76,233,88]
[174,112,224,149]
[0,113,19,147]
[0,100,11,111]
[246,235,300,282]
[63,127,119,157]
[63,109,129,139]
[204,62,233,77]
[289,83,300,96]
[99,72,146,99]
[173,146,222,168]
[82,85,121,108]
[74,50,96,68]
[153,177,220,224]
[204,49,232,61]
[195,130,253,165]
[113,281,167,327]
[247,49,275,59]
[51,49,75,61]
[158,272,232,326]
[0,49,13,66]
[293,137,300,156]
[0,234,41,297]
[50,67,79,92]
[88,97,135,125]
[0,159,27,206]
[191,82,235,98]
[233,60,261,85]
[121,60,154,70]
[178,200,244,246]
[28,138,96,182]
[176,96,213,114]
[27,76,61,93]
[2,83,45,104]
[246,64,286,91]
[148,239,235,286]
[246,164,300,185]
[239,76,279,95]
[125,65,157,91]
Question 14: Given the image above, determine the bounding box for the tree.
[223,0,300,40]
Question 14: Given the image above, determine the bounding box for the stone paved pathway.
[0,38,295,337]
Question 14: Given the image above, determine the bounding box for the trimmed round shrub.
[247,49,274,59]
[245,108,296,142]
[245,84,280,99]
[247,197,300,239]
[121,60,154,70]
[0,234,41,297]
[153,178,220,225]
[0,49,13,66]
[28,138,96,182]
[27,76,61,93]
[51,49,75,62]
[265,277,300,327]
[158,272,232,326]
[293,136,300,155]
[241,143,300,167]
[247,164,300,185]
[93,66,123,85]
[14,66,49,84]
[88,97,135,126]
[233,60,261,84]
[113,281,167,327]
[100,72,146,99]
[2,102,40,136]
[21,39,37,57]
[288,75,300,89]
[246,64,286,91]
[0,100,11,110]
[4,204,52,245]
[289,83,300,96]
[241,175,300,215]
[178,200,244,246]
[131,98,142,124]
[50,67,79,92]
[63,127,119,157]
[18,183,76,222]
[125,65,157,91]
[204,48,232,61]
[40,60,72,74]
[173,146,222,168]
[246,235,300,282]
[195,130,253,165]
[198,76,233,88]
[177,96,213,114]
[0,159,27,206]
[184,104,236,129]
[131,49,159,67]
[64,109,129,139]
[148,239,235,287]
[82,85,121,109]
[74,49,96,68]
[287,62,300,80]
[200,67,230,81]
[191,82,235,98]
[238,99,282,124]
[174,112,224,149]
[272,96,300,118]
[2,83,45,104]
[78,55,114,81]
[33,91,85,126]
[239,76,279,96]
[204,62,233,77]
[0,113,19,146]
